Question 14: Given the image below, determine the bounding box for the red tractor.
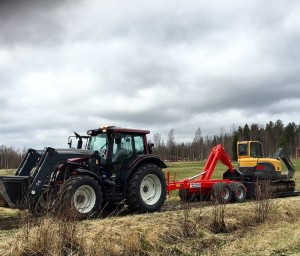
[0,126,167,218]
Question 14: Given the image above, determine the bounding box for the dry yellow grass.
[2,196,300,255]
[2,158,300,255]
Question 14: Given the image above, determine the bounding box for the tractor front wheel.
[59,175,102,219]
[127,164,167,213]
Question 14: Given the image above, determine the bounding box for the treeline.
[151,120,300,162]
[0,145,25,169]
[1,120,300,168]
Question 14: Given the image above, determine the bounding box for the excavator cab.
[237,141,263,159]
[237,141,282,180]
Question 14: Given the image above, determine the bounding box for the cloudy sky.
[1,0,300,149]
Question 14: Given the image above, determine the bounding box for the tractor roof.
[87,126,150,135]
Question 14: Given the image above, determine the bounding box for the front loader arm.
[15,148,41,176]
[28,147,94,204]
[0,147,94,209]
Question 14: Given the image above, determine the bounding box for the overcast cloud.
[1,0,300,149]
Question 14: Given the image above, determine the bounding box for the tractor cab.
[67,126,155,178]
[87,125,150,155]
[85,126,154,178]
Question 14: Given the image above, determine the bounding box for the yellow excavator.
[224,141,296,197]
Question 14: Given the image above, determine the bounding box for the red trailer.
[167,144,247,203]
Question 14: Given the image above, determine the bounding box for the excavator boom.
[167,144,235,192]
[199,145,234,181]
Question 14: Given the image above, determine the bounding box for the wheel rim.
[73,185,96,213]
[222,187,230,200]
[140,174,162,205]
[237,186,245,199]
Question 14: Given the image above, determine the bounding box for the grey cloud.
[0,0,81,46]
[1,0,300,148]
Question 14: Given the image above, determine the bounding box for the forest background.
[1,119,300,169]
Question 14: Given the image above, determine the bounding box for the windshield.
[250,142,263,158]
[88,134,108,151]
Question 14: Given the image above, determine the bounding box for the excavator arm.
[199,144,234,181]
[167,144,235,192]
[273,148,296,180]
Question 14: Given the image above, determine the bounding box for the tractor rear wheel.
[59,175,102,219]
[127,164,167,213]
[230,182,246,203]
[211,182,232,204]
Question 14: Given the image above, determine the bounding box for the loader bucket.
[0,176,30,209]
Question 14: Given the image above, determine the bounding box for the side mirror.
[115,137,121,144]
[68,138,72,148]
[115,133,121,144]
[147,143,154,154]
[77,139,83,149]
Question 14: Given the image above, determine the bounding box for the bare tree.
[167,129,176,161]
[192,127,202,161]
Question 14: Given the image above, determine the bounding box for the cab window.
[112,134,145,157]
[250,142,263,158]
[88,134,107,151]
[134,135,144,154]
[238,144,248,156]
[113,134,133,156]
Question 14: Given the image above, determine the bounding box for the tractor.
[0,126,167,218]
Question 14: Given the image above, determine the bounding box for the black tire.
[211,182,232,204]
[195,192,211,202]
[230,182,246,203]
[29,190,58,216]
[179,189,196,202]
[59,175,102,219]
[127,164,167,213]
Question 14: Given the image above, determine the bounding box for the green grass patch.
[0,169,15,176]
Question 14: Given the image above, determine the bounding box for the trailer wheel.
[179,189,196,202]
[59,175,102,219]
[195,192,211,202]
[230,182,246,203]
[127,164,167,213]
[211,182,232,204]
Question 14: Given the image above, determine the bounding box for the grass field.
[1,159,300,255]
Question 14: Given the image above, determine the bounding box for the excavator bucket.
[0,176,30,208]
